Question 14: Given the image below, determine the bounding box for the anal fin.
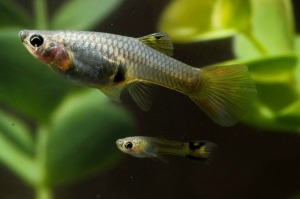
[144,148,168,163]
[126,81,154,111]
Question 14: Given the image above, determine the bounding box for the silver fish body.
[20,30,198,90]
[19,30,256,126]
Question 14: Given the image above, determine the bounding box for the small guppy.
[19,30,256,126]
[116,136,217,161]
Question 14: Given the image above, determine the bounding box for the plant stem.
[243,31,268,55]
[34,0,48,29]
[0,133,38,186]
[36,186,52,199]
[35,128,52,199]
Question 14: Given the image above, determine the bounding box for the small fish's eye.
[30,34,44,47]
[124,142,133,149]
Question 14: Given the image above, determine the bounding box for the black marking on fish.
[189,142,206,151]
[114,64,126,83]
[155,35,164,40]
[185,155,206,161]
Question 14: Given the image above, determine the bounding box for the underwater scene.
[0,0,300,198]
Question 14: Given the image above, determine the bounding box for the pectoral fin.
[99,86,122,103]
[138,33,174,56]
[126,81,154,111]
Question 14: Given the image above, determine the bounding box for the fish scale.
[130,44,198,92]
[116,136,217,161]
[19,30,256,126]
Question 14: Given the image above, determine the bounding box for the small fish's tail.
[185,141,217,162]
[188,64,256,127]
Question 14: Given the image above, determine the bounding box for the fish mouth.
[19,30,28,42]
[116,139,123,149]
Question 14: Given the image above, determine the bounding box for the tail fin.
[186,141,217,162]
[188,64,256,127]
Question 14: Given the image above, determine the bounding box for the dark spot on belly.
[114,65,126,83]
[189,142,206,151]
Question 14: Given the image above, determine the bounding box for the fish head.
[19,30,72,72]
[116,137,146,158]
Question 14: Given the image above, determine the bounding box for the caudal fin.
[186,141,217,162]
[188,64,256,127]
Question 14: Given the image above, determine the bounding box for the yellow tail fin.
[186,141,217,162]
[188,64,256,127]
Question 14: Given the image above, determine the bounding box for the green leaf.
[277,99,300,129]
[233,34,262,59]
[0,110,34,155]
[237,55,300,132]
[51,0,123,30]
[158,0,251,42]
[218,55,300,132]
[245,54,297,83]
[296,35,300,55]
[243,100,300,132]
[0,0,31,28]
[255,83,298,112]
[295,36,300,88]
[33,0,48,29]
[212,0,251,32]
[44,90,135,186]
[234,0,295,59]
[242,100,276,128]
[0,29,75,121]
[0,131,37,186]
[158,0,216,42]
[243,55,299,112]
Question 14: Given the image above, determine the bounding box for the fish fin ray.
[188,64,257,127]
[138,33,174,56]
[99,86,122,102]
[144,149,168,163]
[186,141,217,164]
[126,81,154,111]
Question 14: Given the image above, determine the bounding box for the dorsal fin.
[138,33,174,56]
[126,81,154,111]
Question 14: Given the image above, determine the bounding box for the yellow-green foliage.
[159,0,300,132]
[0,1,133,199]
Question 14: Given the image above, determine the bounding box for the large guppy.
[19,30,256,127]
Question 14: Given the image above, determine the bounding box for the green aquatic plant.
[290,194,300,199]
[0,0,133,199]
[159,0,300,133]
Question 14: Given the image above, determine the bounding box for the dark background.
[1,0,300,199]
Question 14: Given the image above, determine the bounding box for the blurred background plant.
[0,0,300,199]
[159,0,300,133]
[0,0,135,199]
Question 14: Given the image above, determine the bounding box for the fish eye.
[124,142,133,149]
[30,34,44,47]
